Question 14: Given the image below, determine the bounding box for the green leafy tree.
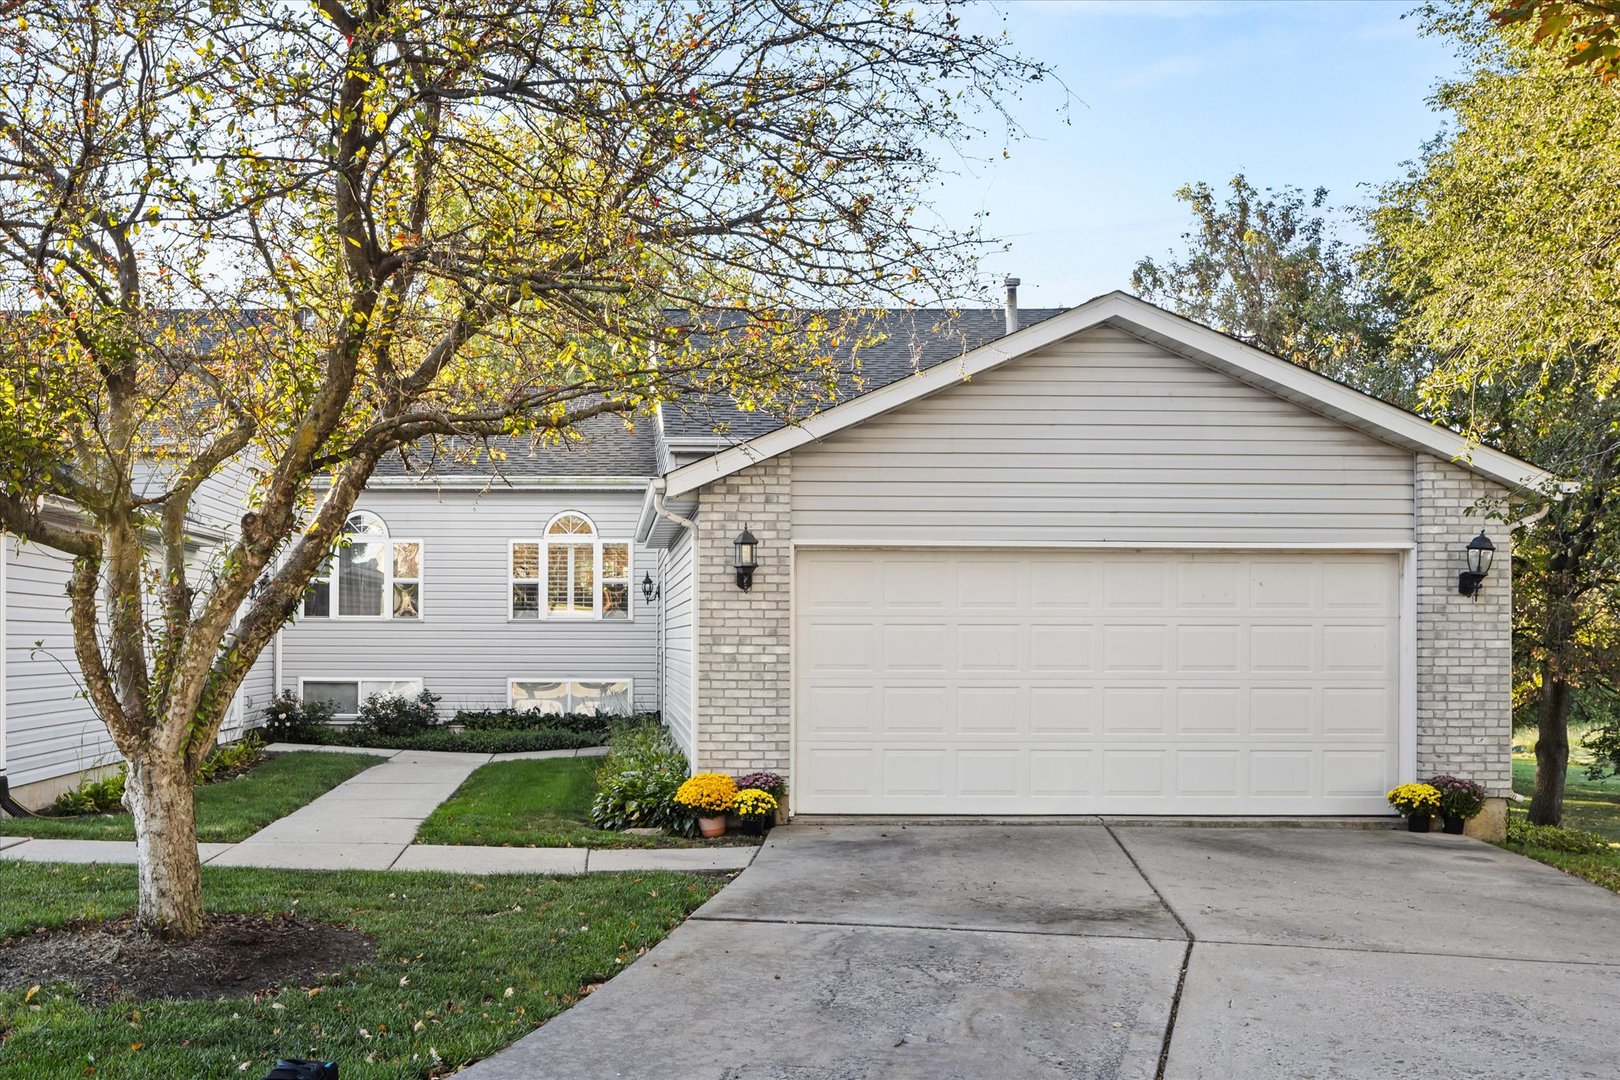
[0,0,1046,937]
[1493,0,1620,81]
[1369,2,1620,824]
[1131,175,1406,398]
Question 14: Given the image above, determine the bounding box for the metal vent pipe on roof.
[1003,276,1020,336]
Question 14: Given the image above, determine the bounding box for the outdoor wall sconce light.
[641,571,659,604]
[734,528,759,591]
[1458,530,1496,599]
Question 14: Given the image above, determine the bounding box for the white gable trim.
[662,291,1555,498]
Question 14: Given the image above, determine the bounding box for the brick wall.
[1414,456,1513,796]
[692,455,792,776]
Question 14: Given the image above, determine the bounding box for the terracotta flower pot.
[1407,813,1432,833]
[698,815,727,838]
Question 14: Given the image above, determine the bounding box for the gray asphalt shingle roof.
[382,306,1068,480]
[372,412,658,480]
[661,307,1068,442]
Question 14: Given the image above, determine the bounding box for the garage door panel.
[1178,625,1241,672]
[1103,561,1171,609]
[879,686,952,735]
[1176,751,1242,798]
[1031,625,1093,671]
[795,550,1401,816]
[883,623,950,671]
[957,686,1022,733]
[805,623,880,673]
[1176,687,1243,735]
[802,686,880,737]
[1103,750,1170,797]
[959,624,1022,670]
[1102,687,1170,734]
[1030,686,1096,734]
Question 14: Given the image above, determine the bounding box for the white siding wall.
[660,520,696,757]
[788,326,1416,545]
[2,540,119,790]
[277,488,660,714]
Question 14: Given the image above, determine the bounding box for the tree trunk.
[1528,665,1571,826]
[123,754,204,939]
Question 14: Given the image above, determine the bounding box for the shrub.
[591,723,691,834]
[1507,819,1615,855]
[1427,775,1487,820]
[304,725,600,754]
[455,707,651,736]
[353,688,443,739]
[674,773,738,815]
[259,690,336,742]
[735,771,786,798]
[195,732,265,783]
[53,767,128,815]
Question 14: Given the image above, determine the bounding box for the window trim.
[297,676,425,719]
[301,512,426,621]
[506,511,635,622]
[506,677,636,716]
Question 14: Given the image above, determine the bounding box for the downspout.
[0,534,32,817]
[648,480,698,764]
[650,478,697,533]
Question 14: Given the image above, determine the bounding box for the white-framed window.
[508,511,632,620]
[300,677,424,718]
[509,678,634,717]
[302,511,424,620]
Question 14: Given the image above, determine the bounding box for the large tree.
[1130,175,1406,398]
[1369,2,1620,824]
[0,0,1045,937]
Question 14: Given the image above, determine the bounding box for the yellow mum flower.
[674,773,738,814]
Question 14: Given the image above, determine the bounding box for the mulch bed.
[0,913,375,1005]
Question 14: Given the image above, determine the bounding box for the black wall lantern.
[641,571,659,604]
[734,528,759,591]
[1458,530,1496,599]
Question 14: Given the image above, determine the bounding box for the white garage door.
[794,549,1402,815]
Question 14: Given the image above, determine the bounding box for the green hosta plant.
[591,723,693,835]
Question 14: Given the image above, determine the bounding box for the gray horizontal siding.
[277,489,660,714]
[3,541,120,787]
[787,326,1416,545]
[660,522,696,757]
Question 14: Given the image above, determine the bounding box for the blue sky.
[932,0,1464,307]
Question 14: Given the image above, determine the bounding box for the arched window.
[302,511,424,619]
[510,511,631,620]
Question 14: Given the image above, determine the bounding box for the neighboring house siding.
[277,488,659,714]
[660,521,697,758]
[788,326,1416,546]
[3,540,118,793]
[1414,458,1512,796]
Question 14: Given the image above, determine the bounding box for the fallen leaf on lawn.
[24,985,39,1004]
[503,987,514,998]
[399,975,409,987]
[129,1044,142,1052]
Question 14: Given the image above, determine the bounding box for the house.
[1,458,274,808]
[276,290,1546,832]
[5,290,1550,832]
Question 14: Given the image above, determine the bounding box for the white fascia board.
[663,291,1557,498]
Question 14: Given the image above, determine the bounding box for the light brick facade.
[692,455,792,776]
[1414,456,1513,797]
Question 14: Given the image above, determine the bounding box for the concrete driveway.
[460,825,1620,1079]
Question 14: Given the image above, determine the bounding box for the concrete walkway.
[0,744,757,875]
[462,824,1620,1080]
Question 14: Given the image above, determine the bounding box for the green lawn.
[0,862,722,1079]
[0,751,383,843]
[1507,754,1620,893]
[414,757,755,849]
[1510,757,1620,842]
